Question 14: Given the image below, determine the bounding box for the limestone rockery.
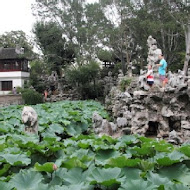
[93,76,190,145]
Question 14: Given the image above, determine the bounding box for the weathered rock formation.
[147,35,162,67]
[92,36,190,144]
[22,106,38,135]
[102,75,190,144]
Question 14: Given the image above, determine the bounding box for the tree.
[65,61,102,99]
[29,59,47,93]
[99,0,138,74]
[128,1,185,70]
[33,0,113,65]
[33,22,75,76]
[164,0,190,74]
[0,30,35,58]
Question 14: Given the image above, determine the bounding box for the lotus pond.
[0,101,190,190]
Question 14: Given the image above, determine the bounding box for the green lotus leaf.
[7,117,21,127]
[133,146,155,156]
[92,138,114,150]
[34,183,50,190]
[59,167,88,185]
[64,146,79,156]
[11,134,39,145]
[41,130,61,141]
[50,185,65,190]
[0,113,4,121]
[78,141,91,149]
[0,153,31,166]
[119,179,157,190]
[62,157,87,169]
[0,135,7,144]
[10,170,44,190]
[154,142,174,153]
[34,162,54,173]
[120,167,142,180]
[0,164,11,177]
[0,123,9,133]
[72,134,95,141]
[147,172,172,187]
[38,117,50,125]
[60,119,71,126]
[59,184,94,190]
[165,183,189,190]
[119,135,138,145]
[65,122,83,136]
[3,147,21,154]
[167,150,187,160]
[95,149,121,165]
[0,181,12,190]
[2,101,190,189]
[179,145,190,157]
[48,123,64,134]
[65,122,88,136]
[158,163,190,186]
[156,157,180,166]
[139,136,154,143]
[106,156,141,168]
[155,151,184,166]
[52,168,68,180]
[87,167,122,187]
[100,135,117,144]
[71,149,94,159]
[138,160,154,172]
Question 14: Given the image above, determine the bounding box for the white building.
[0,47,30,95]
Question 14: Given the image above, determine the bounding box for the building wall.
[0,71,29,78]
[0,71,30,95]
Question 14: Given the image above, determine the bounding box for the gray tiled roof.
[0,47,25,60]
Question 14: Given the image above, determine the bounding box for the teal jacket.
[159,59,167,75]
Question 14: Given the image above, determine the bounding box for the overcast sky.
[0,0,98,36]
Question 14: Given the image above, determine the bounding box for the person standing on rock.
[146,65,154,88]
[156,54,167,89]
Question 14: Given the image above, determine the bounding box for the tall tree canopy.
[34,22,75,76]
[33,0,112,64]
[32,0,186,73]
[164,0,190,73]
[0,30,35,58]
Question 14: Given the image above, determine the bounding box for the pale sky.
[0,0,98,36]
[0,0,36,35]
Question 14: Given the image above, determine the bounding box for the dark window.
[0,61,23,71]
[2,81,12,91]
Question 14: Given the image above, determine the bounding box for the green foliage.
[0,101,190,189]
[33,0,112,70]
[112,63,122,76]
[97,49,113,62]
[119,77,132,92]
[10,170,44,190]
[34,22,75,76]
[29,59,47,93]
[34,162,54,173]
[66,61,102,99]
[21,89,43,105]
[0,30,35,58]
[32,0,187,74]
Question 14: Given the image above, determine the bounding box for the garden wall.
[0,95,23,107]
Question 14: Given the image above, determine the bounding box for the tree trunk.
[183,23,190,75]
[120,11,126,75]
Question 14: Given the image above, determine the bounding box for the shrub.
[21,89,43,105]
[65,61,102,99]
[16,86,24,94]
[120,77,132,92]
